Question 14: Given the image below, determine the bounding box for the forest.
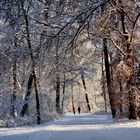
[0,0,140,128]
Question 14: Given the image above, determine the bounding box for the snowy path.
[0,113,140,140]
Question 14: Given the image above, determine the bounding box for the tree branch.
[110,36,126,56]
[130,12,140,42]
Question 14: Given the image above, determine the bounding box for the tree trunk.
[71,79,75,114]
[81,73,91,112]
[56,74,60,113]
[55,37,61,114]
[101,51,107,114]
[55,0,64,114]
[12,56,17,117]
[127,43,136,119]
[101,3,116,118]
[119,81,123,113]
[32,69,41,124]
[103,38,116,118]
[21,2,41,124]
[12,37,18,117]
[20,72,33,116]
[61,73,66,114]
[109,52,114,82]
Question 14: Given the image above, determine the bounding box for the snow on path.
[0,113,140,140]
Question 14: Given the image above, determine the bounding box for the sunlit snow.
[0,113,140,140]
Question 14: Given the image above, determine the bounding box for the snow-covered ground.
[0,113,140,140]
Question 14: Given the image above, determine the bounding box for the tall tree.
[20,1,41,124]
[81,72,91,112]
[12,37,18,117]
[101,4,116,118]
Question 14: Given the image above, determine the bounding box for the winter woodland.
[0,0,140,131]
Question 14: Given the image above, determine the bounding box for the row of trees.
[0,0,140,124]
